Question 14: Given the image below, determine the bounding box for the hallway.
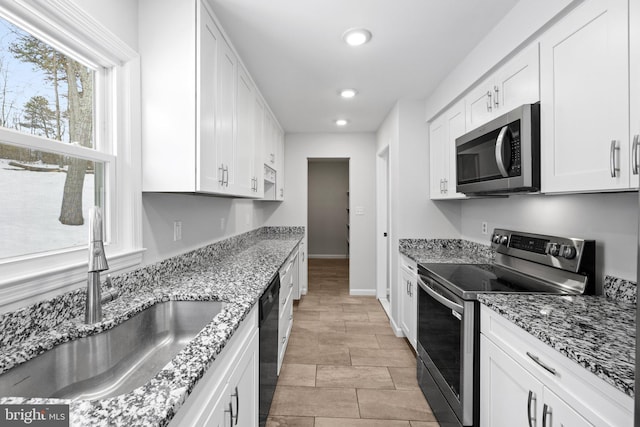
[267,259,439,426]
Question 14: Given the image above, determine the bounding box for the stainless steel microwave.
[455,103,540,195]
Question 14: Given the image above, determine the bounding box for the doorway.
[376,146,391,316]
[307,159,350,262]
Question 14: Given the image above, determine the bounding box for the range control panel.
[490,228,594,273]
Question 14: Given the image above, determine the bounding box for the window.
[0,2,142,310]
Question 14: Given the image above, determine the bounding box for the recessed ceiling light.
[342,28,372,46]
[339,89,358,98]
[335,119,349,126]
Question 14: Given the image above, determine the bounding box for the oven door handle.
[417,277,463,314]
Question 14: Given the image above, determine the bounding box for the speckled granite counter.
[0,226,304,426]
[399,238,494,264]
[478,294,635,397]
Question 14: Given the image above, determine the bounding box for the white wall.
[142,195,264,265]
[307,161,349,258]
[377,99,461,332]
[263,133,377,295]
[460,192,638,287]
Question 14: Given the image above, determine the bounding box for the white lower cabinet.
[169,306,258,427]
[398,254,417,350]
[480,305,633,427]
[277,245,299,374]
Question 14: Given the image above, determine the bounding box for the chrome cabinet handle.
[526,352,557,376]
[495,126,511,178]
[486,90,493,112]
[443,178,448,194]
[633,135,640,175]
[610,140,619,178]
[231,386,239,425]
[542,403,551,427]
[282,336,286,344]
[527,390,536,427]
[225,402,233,426]
[224,165,229,186]
[219,164,225,185]
[494,85,500,108]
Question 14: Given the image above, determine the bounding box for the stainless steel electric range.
[416,229,596,427]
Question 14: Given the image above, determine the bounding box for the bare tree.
[0,58,15,128]
[10,34,93,225]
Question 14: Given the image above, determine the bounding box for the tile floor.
[267,259,439,427]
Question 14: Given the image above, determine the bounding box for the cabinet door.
[630,0,640,189]
[540,0,629,193]
[465,77,495,130]
[480,335,544,427]
[263,113,276,167]
[216,34,237,193]
[445,102,466,198]
[542,388,594,427]
[197,5,221,192]
[399,265,417,350]
[235,65,255,196]
[227,329,259,427]
[495,43,540,112]
[201,382,231,427]
[253,96,265,197]
[429,115,448,198]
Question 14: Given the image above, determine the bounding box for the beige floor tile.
[270,386,359,418]
[367,311,390,322]
[388,367,420,390]
[278,364,317,387]
[350,348,417,367]
[409,422,441,427]
[283,345,351,365]
[345,321,395,335]
[315,365,394,389]
[287,333,319,348]
[317,311,369,322]
[298,302,344,312]
[316,332,380,349]
[376,335,413,350]
[315,418,410,427]
[321,295,378,305]
[357,389,436,421]
[293,311,322,321]
[266,416,315,427]
[342,303,384,313]
[292,320,345,334]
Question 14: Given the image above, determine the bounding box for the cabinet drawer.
[480,305,632,426]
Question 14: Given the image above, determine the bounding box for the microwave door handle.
[417,277,463,314]
[495,125,510,177]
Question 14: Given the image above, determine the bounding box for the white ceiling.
[209,0,520,134]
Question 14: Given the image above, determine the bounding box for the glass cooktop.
[418,263,572,299]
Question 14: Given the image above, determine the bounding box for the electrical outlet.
[173,221,182,241]
[481,222,488,235]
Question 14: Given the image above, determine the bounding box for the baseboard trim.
[349,289,376,296]
[308,254,349,259]
[389,316,405,337]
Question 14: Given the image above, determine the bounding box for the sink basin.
[0,300,224,400]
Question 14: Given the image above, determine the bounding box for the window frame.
[0,0,143,312]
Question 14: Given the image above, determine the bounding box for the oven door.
[417,275,477,427]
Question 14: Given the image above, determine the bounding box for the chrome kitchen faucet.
[85,207,118,323]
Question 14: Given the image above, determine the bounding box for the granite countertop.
[399,238,494,264]
[478,294,635,398]
[0,227,304,426]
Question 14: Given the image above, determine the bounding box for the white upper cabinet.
[429,101,466,199]
[629,0,640,189]
[540,0,630,193]
[140,0,275,198]
[465,44,540,131]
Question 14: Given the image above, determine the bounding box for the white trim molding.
[349,289,376,296]
[308,254,349,259]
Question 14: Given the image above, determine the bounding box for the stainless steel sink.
[0,300,224,400]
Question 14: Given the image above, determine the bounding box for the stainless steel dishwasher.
[259,274,280,427]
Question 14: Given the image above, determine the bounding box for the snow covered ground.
[0,159,96,259]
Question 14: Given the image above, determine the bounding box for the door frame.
[376,146,391,316]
